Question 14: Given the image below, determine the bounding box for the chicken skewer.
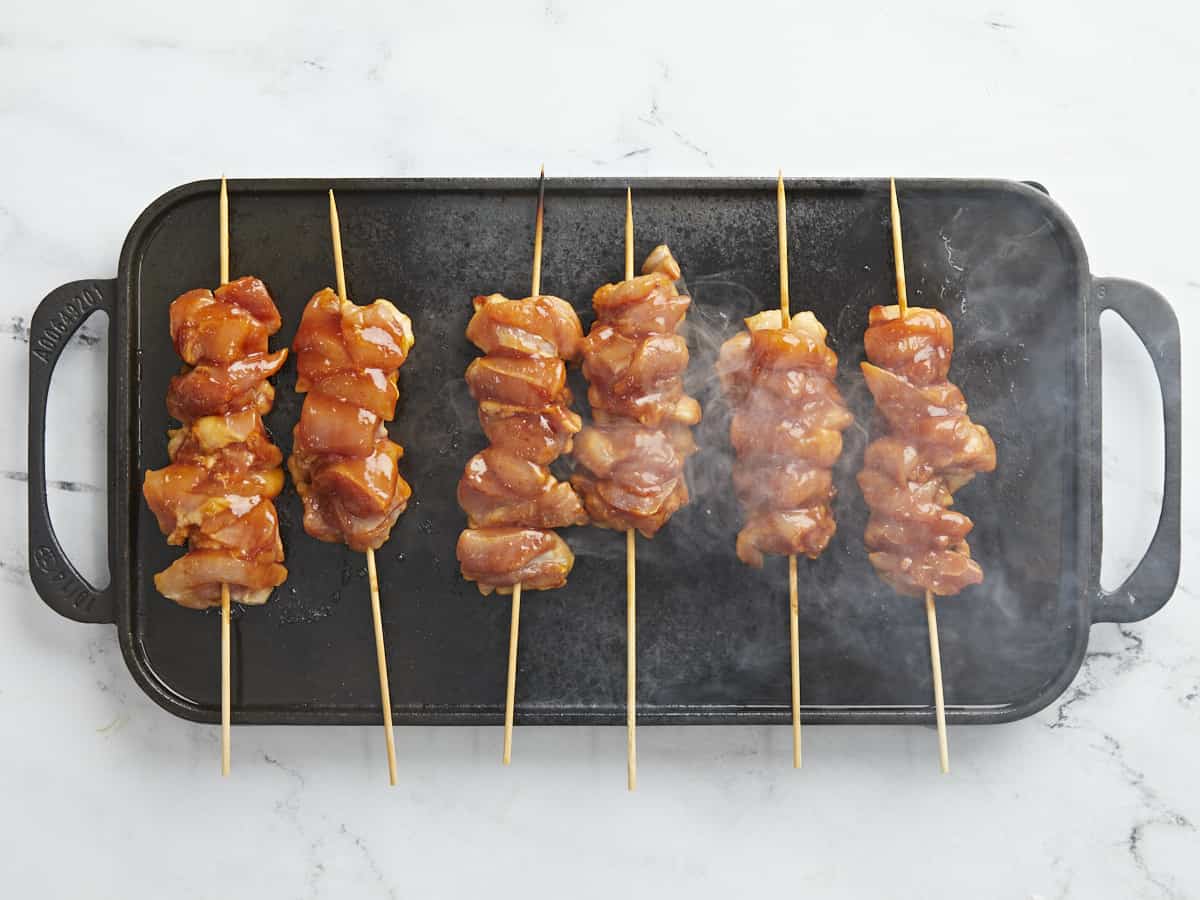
[504,169,546,765]
[142,177,289,775]
[334,193,395,785]
[778,173,801,767]
[889,179,946,771]
[454,169,586,763]
[890,178,946,771]
[218,179,231,775]
[624,192,637,791]
[860,179,997,772]
[287,191,415,784]
[716,174,854,767]
[572,189,701,790]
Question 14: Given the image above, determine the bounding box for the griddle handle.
[27,279,117,624]
[1091,277,1181,624]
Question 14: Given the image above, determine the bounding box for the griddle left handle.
[27,279,116,624]
[1091,277,1181,624]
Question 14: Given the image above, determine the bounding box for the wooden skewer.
[218,177,232,777]
[626,527,637,792]
[219,177,230,285]
[625,187,635,281]
[366,546,397,784]
[788,555,800,767]
[624,187,638,792]
[503,582,521,765]
[890,177,948,773]
[329,189,399,786]
[777,172,790,322]
[925,590,949,773]
[890,177,908,318]
[330,190,349,303]
[777,171,802,769]
[531,166,545,297]
[502,166,545,765]
[220,584,230,775]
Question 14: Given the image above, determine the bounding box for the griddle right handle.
[27,279,116,624]
[1091,277,1181,624]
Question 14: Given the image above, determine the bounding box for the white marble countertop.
[3,2,1197,897]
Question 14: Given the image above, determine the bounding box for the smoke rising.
[372,184,1096,715]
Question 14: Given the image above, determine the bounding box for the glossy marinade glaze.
[858,305,997,596]
[288,288,415,552]
[456,293,587,595]
[142,276,289,609]
[717,309,854,567]
[571,246,700,538]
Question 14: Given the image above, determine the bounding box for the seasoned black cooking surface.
[129,180,1086,723]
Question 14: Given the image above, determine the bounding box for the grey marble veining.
[2,2,1197,898]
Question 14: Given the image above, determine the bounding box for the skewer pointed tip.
[218,177,230,286]
[328,190,347,302]
[531,168,545,296]
[624,187,635,280]
[889,178,908,316]
[539,163,545,177]
[777,170,790,322]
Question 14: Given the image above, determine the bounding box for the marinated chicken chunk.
[169,276,281,366]
[581,327,693,427]
[466,293,583,361]
[289,437,412,552]
[862,304,954,386]
[154,548,288,610]
[570,422,694,537]
[477,401,582,465]
[165,350,287,421]
[144,463,284,546]
[293,288,413,387]
[458,447,587,529]
[466,356,567,409]
[592,272,690,337]
[736,508,838,569]
[456,527,575,596]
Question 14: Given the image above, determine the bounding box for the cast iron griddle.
[27,178,1181,726]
